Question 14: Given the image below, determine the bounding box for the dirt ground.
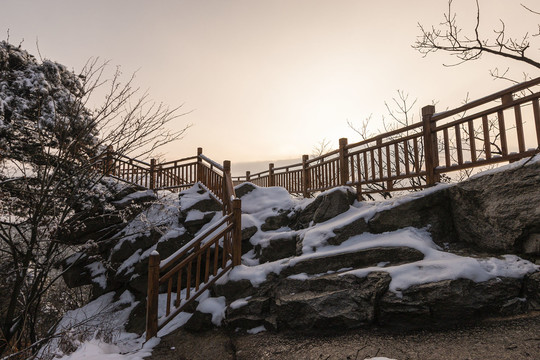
[150,311,540,360]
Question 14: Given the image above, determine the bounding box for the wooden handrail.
[432,76,540,122]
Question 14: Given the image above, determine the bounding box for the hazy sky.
[1,0,539,173]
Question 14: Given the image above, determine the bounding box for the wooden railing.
[93,147,241,340]
[233,77,540,198]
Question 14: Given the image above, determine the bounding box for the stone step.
[213,272,540,332]
[280,246,424,278]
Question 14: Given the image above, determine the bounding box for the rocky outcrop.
[291,187,357,229]
[379,277,525,328]
[280,247,424,277]
[367,188,456,246]
[449,161,540,253]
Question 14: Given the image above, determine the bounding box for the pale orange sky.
[1,0,539,174]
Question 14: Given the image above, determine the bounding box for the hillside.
[32,153,540,360]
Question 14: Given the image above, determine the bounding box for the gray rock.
[260,211,290,232]
[235,182,257,198]
[241,226,258,254]
[313,188,357,224]
[255,233,298,263]
[155,230,193,260]
[225,297,274,329]
[379,277,524,328]
[275,272,390,330]
[525,271,540,310]
[449,160,540,252]
[213,276,276,303]
[184,212,216,234]
[291,187,356,229]
[280,247,424,277]
[183,310,214,332]
[368,188,456,246]
[522,233,540,255]
[327,217,369,246]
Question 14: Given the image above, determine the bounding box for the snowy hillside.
[42,154,540,360]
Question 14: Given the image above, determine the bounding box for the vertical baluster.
[363,151,369,182]
[205,247,211,283]
[394,143,400,176]
[443,128,451,167]
[175,269,182,307]
[455,125,463,165]
[514,104,525,153]
[370,149,376,180]
[482,115,492,159]
[533,98,540,146]
[166,277,172,316]
[378,146,383,180]
[213,243,219,276]
[497,110,508,156]
[413,138,420,173]
[404,140,410,175]
[186,261,192,300]
[222,231,229,268]
[468,120,477,162]
[386,145,392,179]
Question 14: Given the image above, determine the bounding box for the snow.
[0,158,36,179]
[87,261,107,289]
[112,190,155,206]
[247,325,266,334]
[179,184,212,210]
[225,226,538,293]
[230,296,252,310]
[469,153,540,179]
[196,296,227,326]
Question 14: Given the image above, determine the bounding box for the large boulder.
[368,188,456,246]
[291,187,357,229]
[275,272,391,330]
[255,233,298,263]
[449,160,540,253]
[379,277,524,328]
[280,247,424,277]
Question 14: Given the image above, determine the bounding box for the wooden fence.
[233,77,540,198]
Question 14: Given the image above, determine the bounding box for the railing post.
[149,158,156,190]
[339,138,349,186]
[146,251,160,341]
[105,145,114,176]
[302,155,310,198]
[268,163,275,187]
[422,105,439,186]
[232,198,242,266]
[196,147,203,183]
[223,160,231,214]
[245,171,250,182]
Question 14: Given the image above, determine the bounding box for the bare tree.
[414,0,540,74]
[0,42,190,357]
[348,91,428,199]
